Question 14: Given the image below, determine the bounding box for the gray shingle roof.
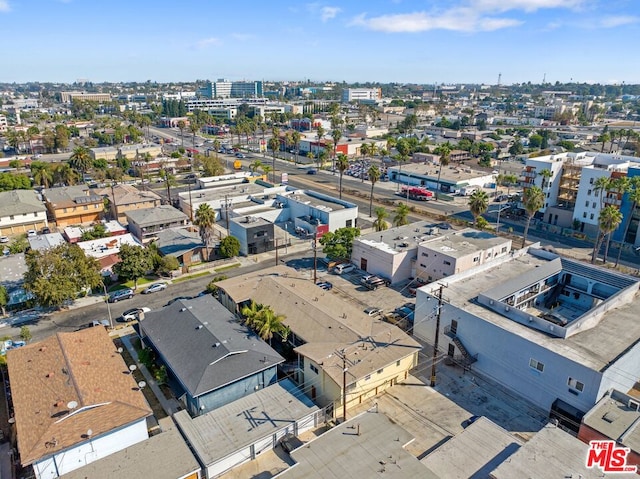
[0,190,46,217]
[140,295,284,397]
[155,228,203,257]
[125,205,188,227]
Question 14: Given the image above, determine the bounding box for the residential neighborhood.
[1,2,640,477]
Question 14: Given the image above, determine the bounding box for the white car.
[0,236,8,243]
[120,307,151,322]
[27,230,37,238]
[142,283,167,294]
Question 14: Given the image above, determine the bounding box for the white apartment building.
[342,88,382,103]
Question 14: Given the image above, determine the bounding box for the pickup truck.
[360,275,390,290]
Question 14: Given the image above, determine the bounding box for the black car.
[41,227,51,234]
[165,296,194,307]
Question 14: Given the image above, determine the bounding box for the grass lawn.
[172,271,210,283]
[215,262,241,273]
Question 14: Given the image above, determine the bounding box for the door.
[450,319,458,335]
[360,258,368,271]
[448,343,455,357]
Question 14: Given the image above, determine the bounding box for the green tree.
[368,164,381,217]
[24,243,102,308]
[0,285,8,317]
[593,205,623,264]
[68,146,92,179]
[156,255,180,276]
[8,236,29,254]
[252,307,289,344]
[20,326,32,343]
[267,137,280,182]
[319,227,361,260]
[241,300,264,326]
[521,186,545,248]
[373,207,389,232]
[394,138,411,191]
[194,203,216,261]
[393,203,411,226]
[330,128,342,169]
[219,236,240,258]
[291,130,301,165]
[336,153,349,200]
[469,190,489,227]
[616,177,640,266]
[434,144,451,201]
[154,365,168,385]
[201,155,224,177]
[177,120,186,147]
[113,244,153,290]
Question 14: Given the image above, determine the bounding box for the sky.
[1,0,639,85]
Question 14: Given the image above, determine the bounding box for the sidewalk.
[120,334,183,416]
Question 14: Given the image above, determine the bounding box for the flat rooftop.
[420,250,640,371]
[392,162,493,184]
[357,220,439,254]
[286,190,347,212]
[420,229,510,259]
[181,182,271,203]
[173,379,318,467]
[582,390,640,454]
[278,411,437,479]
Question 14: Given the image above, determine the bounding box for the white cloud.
[0,0,11,12]
[195,37,222,49]
[351,0,587,33]
[321,6,341,22]
[598,15,639,28]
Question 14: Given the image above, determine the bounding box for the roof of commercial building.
[420,417,523,478]
[389,162,494,185]
[581,390,640,454]
[173,379,318,468]
[181,182,270,204]
[124,205,188,227]
[356,221,439,254]
[491,423,637,479]
[140,295,284,397]
[216,266,421,386]
[27,233,66,251]
[419,229,511,259]
[278,411,437,479]
[58,425,200,479]
[77,233,141,259]
[0,189,46,217]
[418,250,640,371]
[286,190,348,212]
[6,327,152,466]
[42,185,103,208]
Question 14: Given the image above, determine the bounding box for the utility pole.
[312,239,317,283]
[224,195,230,233]
[187,181,193,222]
[337,349,348,423]
[430,284,446,387]
[275,237,279,265]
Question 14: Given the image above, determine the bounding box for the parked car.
[364,307,382,317]
[120,307,151,322]
[27,230,37,238]
[235,152,246,159]
[165,296,194,306]
[142,283,167,294]
[76,319,110,331]
[108,288,134,303]
[307,169,317,175]
[41,227,51,234]
[0,236,8,243]
[334,263,356,275]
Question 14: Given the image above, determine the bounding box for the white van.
[334,263,355,275]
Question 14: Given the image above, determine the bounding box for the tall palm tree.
[373,207,389,231]
[315,125,325,152]
[194,203,216,261]
[249,160,263,175]
[393,203,410,226]
[317,150,328,171]
[521,186,545,248]
[68,146,92,180]
[177,120,186,147]
[252,306,289,345]
[616,177,640,266]
[336,153,349,199]
[32,163,53,188]
[593,205,623,264]
[291,130,301,165]
[53,163,78,185]
[241,300,264,326]
[394,138,411,191]
[435,144,451,201]
[368,165,381,217]
[331,128,342,170]
[189,119,201,148]
[267,137,280,181]
[359,142,370,183]
[469,190,489,227]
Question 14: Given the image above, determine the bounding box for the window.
[473,256,479,262]
[396,360,401,367]
[590,213,594,220]
[364,374,371,381]
[422,252,429,257]
[568,377,584,392]
[588,189,592,196]
[585,201,589,207]
[9,215,14,220]
[529,358,544,372]
[23,213,27,217]
[590,178,594,184]
[33,213,37,217]
[592,202,596,209]
[443,260,451,266]
[310,364,318,374]
[83,205,88,210]
[377,368,383,374]
[501,247,507,253]
[583,212,587,218]
[63,208,67,213]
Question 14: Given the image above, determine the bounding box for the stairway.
[452,336,477,366]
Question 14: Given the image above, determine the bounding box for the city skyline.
[1,0,639,85]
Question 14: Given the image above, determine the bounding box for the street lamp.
[488,205,510,234]
[101,281,113,330]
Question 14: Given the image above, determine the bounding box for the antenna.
[497,72,502,87]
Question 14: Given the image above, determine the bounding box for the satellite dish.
[129,365,137,372]
[117,347,123,354]
[67,401,78,410]
[138,381,146,389]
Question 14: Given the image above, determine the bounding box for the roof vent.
[180,308,187,312]
[213,342,221,348]
[196,325,203,330]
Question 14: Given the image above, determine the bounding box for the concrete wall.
[350,241,415,284]
[32,419,148,478]
[598,343,640,403]
[414,290,603,414]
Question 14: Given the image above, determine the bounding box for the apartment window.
[568,377,584,392]
[83,205,88,210]
[529,358,544,372]
[473,256,479,262]
[592,202,596,208]
[309,364,319,374]
[501,246,507,253]
[583,212,587,218]
[9,215,14,220]
[590,213,594,220]
[588,189,592,196]
[443,260,451,266]
[396,360,401,367]
[585,201,589,207]
[590,178,594,184]
[365,374,371,381]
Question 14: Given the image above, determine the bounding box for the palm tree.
[393,203,410,226]
[53,163,78,185]
[291,130,301,165]
[177,120,186,147]
[241,300,264,327]
[521,186,545,248]
[315,125,325,151]
[249,160,263,175]
[189,120,201,148]
[368,165,381,217]
[261,165,273,184]
[68,146,92,180]
[252,306,289,344]
[32,163,53,188]
[435,144,451,201]
[469,190,489,227]
[593,205,623,264]
[336,153,349,199]
[616,177,640,266]
[359,142,371,183]
[373,207,389,231]
[331,128,342,170]
[267,137,280,181]
[194,203,216,261]
[394,138,411,191]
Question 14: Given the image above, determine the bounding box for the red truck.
[401,186,434,201]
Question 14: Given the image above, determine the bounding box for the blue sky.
[1,0,638,85]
